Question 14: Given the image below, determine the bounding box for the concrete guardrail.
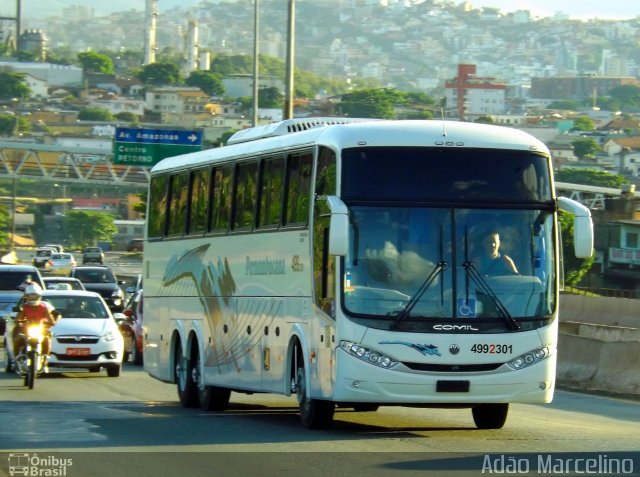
[558,295,640,396]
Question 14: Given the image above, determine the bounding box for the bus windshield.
[340,146,557,332]
[343,206,555,330]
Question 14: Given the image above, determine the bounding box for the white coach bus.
[142,118,593,429]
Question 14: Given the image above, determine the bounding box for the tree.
[115,112,139,124]
[63,210,118,248]
[0,113,30,137]
[547,99,582,110]
[78,107,114,121]
[0,72,31,100]
[185,70,225,96]
[608,85,640,110]
[555,169,627,188]
[595,96,621,112]
[572,116,595,131]
[474,115,495,124]
[137,62,182,86]
[258,86,283,108]
[132,191,147,218]
[559,211,594,286]
[336,88,406,119]
[570,137,601,159]
[77,51,114,74]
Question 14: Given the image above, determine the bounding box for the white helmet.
[24,283,43,297]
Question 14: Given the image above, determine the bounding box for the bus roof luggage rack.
[227,117,377,145]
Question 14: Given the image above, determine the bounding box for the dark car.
[82,246,105,264]
[120,289,144,365]
[0,265,45,368]
[70,265,125,312]
[126,239,144,252]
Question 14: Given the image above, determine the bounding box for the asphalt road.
[0,363,638,477]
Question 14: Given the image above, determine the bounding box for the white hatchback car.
[43,290,125,376]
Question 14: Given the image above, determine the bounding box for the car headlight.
[103,331,115,341]
[340,340,398,369]
[507,347,550,370]
[111,289,124,298]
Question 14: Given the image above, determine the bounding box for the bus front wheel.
[472,403,509,429]
[295,365,334,429]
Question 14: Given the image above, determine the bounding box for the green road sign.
[113,127,203,166]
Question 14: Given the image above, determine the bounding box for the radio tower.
[0,0,21,53]
[144,0,157,65]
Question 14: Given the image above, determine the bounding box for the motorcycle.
[14,322,48,389]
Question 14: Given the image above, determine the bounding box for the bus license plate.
[66,348,90,356]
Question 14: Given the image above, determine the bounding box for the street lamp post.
[252,0,259,127]
[283,0,295,120]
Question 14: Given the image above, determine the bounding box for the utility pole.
[283,0,295,120]
[10,178,16,252]
[252,0,259,127]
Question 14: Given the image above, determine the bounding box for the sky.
[4,1,639,21]
[465,0,639,20]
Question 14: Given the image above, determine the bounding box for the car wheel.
[132,338,143,366]
[5,349,14,373]
[107,365,121,377]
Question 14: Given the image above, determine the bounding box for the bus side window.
[210,165,233,233]
[257,156,284,229]
[232,161,258,231]
[167,172,189,237]
[284,152,312,226]
[148,175,169,238]
[187,168,210,236]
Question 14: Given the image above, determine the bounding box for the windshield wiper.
[390,260,446,329]
[462,260,520,331]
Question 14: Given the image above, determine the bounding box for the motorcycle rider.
[11,283,58,362]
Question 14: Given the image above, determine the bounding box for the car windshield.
[36,250,52,257]
[74,269,115,283]
[44,296,110,319]
[0,272,39,290]
[44,279,84,291]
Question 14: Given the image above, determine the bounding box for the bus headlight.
[507,347,550,370]
[340,340,398,369]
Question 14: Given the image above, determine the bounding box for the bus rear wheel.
[199,385,231,412]
[295,365,334,429]
[472,403,509,429]
[175,340,199,408]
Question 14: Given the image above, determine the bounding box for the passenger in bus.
[475,231,519,276]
